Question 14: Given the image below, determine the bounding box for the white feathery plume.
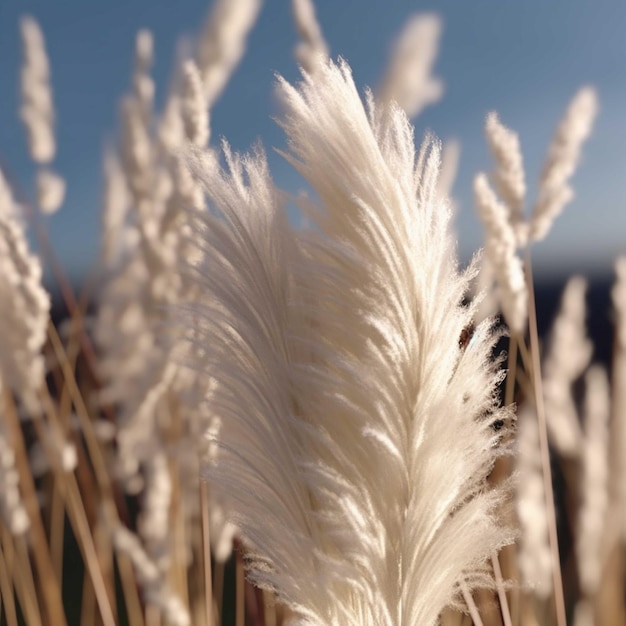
[95,255,168,498]
[120,95,154,213]
[101,149,131,265]
[543,277,591,458]
[484,112,527,246]
[612,258,626,541]
[95,258,154,410]
[0,169,50,413]
[137,449,172,572]
[113,526,190,626]
[530,87,598,242]
[190,58,512,625]
[473,256,498,326]
[158,40,197,155]
[196,0,262,109]
[36,167,65,214]
[97,18,232,570]
[120,30,161,246]
[158,93,186,154]
[161,59,209,240]
[186,142,327,608]
[516,406,552,598]
[19,16,56,164]
[134,28,153,71]
[291,0,329,73]
[576,365,610,595]
[28,426,77,476]
[181,60,210,147]
[474,172,527,333]
[115,361,177,488]
[436,139,460,202]
[377,13,443,118]
[20,16,66,216]
[133,29,155,118]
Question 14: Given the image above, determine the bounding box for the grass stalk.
[80,573,97,626]
[49,478,67,583]
[515,337,533,381]
[2,388,67,626]
[32,394,116,626]
[169,464,189,609]
[524,250,567,626]
[167,397,190,609]
[491,551,513,626]
[0,540,19,626]
[461,580,485,626]
[15,535,44,626]
[46,321,145,625]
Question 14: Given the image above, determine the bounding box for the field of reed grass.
[0,1,624,625]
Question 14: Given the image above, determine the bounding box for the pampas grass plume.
[188,57,513,625]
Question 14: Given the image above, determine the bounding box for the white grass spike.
[0,169,50,413]
[530,87,598,242]
[474,172,527,333]
[543,276,591,457]
[378,13,443,118]
[19,16,56,164]
[516,406,553,598]
[577,365,610,595]
[196,0,262,109]
[181,60,210,147]
[36,168,65,214]
[485,112,527,246]
[292,0,329,73]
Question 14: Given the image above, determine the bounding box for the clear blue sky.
[0,0,624,285]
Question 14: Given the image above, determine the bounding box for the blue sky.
[0,0,624,285]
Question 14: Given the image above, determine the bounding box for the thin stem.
[524,250,567,626]
[491,551,513,626]
[171,467,189,610]
[33,396,116,626]
[167,397,189,610]
[516,337,533,381]
[80,574,97,626]
[461,581,485,626]
[514,365,535,404]
[0,534,19,626]
[2,389,67,626]
[15,536,44,626]
[45,321,146,626]
[263,590,276,626]
[49,479,66,584]
[46,323,112,499]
